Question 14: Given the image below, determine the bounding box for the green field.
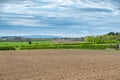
[0,40,113,50]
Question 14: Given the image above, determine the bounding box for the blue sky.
[0,0,120,37]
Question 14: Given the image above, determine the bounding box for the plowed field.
[0,50,120,80]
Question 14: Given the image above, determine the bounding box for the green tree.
[85,36,94,43]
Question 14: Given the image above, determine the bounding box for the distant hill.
[23,35,63,38]
[0,35,63,39]
[0,35,84,42]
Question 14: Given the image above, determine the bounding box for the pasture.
[0,50,120,80]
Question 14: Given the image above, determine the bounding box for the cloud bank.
[0,0,120,37]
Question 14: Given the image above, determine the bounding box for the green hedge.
[79,44,108,49]
[20,44,109,50]
[0,46,16,50]
[0,44,108,50]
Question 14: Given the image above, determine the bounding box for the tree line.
[85,32,120,44]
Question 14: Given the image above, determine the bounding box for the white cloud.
[9,19,39,26]
[2,18,46,27]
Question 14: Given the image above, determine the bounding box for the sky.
[0,0,120,37]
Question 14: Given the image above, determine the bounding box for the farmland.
[0,32,120,50]
[0,50,120,80]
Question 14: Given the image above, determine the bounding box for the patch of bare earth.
[0,50,120,80]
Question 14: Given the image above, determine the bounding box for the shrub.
[28,41,32,44]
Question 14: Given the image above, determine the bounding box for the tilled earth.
[0,50,120,80]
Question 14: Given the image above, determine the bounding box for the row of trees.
[85,32,120,44]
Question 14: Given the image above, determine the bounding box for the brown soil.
[0,50,120,80]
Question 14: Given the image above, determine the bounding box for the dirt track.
[0,50,120,80]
